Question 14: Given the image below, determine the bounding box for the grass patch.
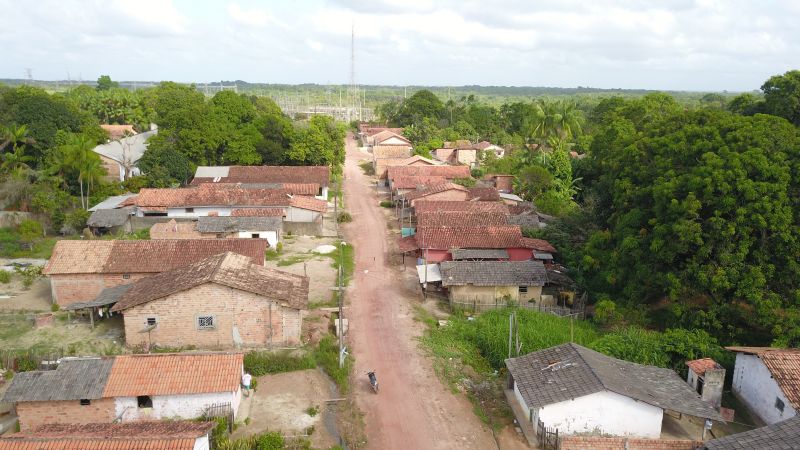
[265,249,280,261]
[315,335,352,394]
[325,243,354,286]
[0,228,59,259]
[277,253,314,267]
[0,315,33,341]
[310,293,339,309]
[244,350,316,376]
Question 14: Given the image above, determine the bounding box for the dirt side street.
[341,133,504,450]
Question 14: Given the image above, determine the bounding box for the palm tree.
[0,124,34,153]
[63,134,104,210]
[1,145,34,177]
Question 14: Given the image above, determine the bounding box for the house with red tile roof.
[43,239,268,307]
[1,353,244,430]
[0,421,215,450]
[190,166,330,199]
[369,130,412,147]
[413,200,509,215]
[372,145,413,178]
[398,225,546,263]
[387,165,471,187]
[726,347,800,424]
[398,183,470,207]
[111,252,309,348]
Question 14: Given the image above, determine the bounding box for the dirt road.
[341,134,501,450]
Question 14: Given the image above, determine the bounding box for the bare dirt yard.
[0,277,51,312]
[232,368,339,448]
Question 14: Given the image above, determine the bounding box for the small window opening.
[123,274,131,279]
[198,315,215,329]
[137,395,153,408]
[776,397,785,413]
[80,399,91,406]
[146,317,157,327]
[519,286,528,293]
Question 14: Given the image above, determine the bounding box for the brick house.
[439,260,547,309]
[190,166,330,200]
[398,183,470,207]
[390,176,447,198]
[1,353,243,431]
[150,216,283,247]
[0,421,215,450]
[387,165,471,189]
[111,252,308,349]
[43,239,268,307]
[373,145,413,178]
[369,130,412,147]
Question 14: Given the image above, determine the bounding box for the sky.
[2,0,799,91]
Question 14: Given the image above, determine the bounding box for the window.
[216,233,225,239]
[137,395,153,408]
[776,397,785,413]
[146,317,157,327]
[198,315,215,329]
[519,286,528,293]
[185,208,194,213]
[80,399,91,406]
[123,274,131,280]
[251,233,260,239]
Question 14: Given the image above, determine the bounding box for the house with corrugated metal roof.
[1,353,243,431]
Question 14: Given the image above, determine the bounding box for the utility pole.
[338,239,346,368]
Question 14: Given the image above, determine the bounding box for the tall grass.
[244,350,315,376]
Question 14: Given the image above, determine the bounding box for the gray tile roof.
[87,209,131,228]
[505,343,724,421]
[703,416,800,449]
[2,358,113,402]
[440,260,547,287]
[451,249,510,260]
[196,216,282,233]
[508,213,540,230]
[88,194,138,212]
[63,284,133,311]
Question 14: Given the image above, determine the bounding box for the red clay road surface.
[341,133,520,450]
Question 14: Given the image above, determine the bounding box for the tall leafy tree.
[761,70,800,126]
[61,134,104,210]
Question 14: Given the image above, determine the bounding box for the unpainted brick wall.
[122,282,302,349]
[559,436,703,450]
[16,398,116,431]
[49,273,148,306]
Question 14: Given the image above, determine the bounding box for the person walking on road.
[242,372,252,397]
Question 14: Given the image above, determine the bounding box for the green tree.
[392,90,445,126]
[96,75,119,91]
[289,115,345,171]
[61,134,104,210]
[761,70,800,126]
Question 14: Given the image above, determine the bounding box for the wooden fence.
[537,419,560,450]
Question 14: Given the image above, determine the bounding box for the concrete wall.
[237,231,278,247]
[193,436,210,450]
[456,149,478,167]
[284,218,322,236]
[49,273,149,306]
[122,282,303,349]
[16,398,116,430]
[536,390,663,439]
[732,353,797,424]
[99,154,124,181]
[115,390,239,421]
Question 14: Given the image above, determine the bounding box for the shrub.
[15,265,42,289]
[17,220,43,244]
[253,432,284,450]
[276,242,283,253]
[51,303,60,312]
[0,271,10,284]
[337,211,352,223]
[593,299,622,327]
[314,335,352,393]
[379,200,393,208]
[358,160,375,175]
[305,405,319,417]
[452,177,476,187]
[63,209,90,234]
[243,350,315,376]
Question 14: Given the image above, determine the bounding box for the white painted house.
[505,343,723,440]
[728,346,800,425]
[2,353,244,431]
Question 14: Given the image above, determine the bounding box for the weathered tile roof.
[191,165,330,186]
[451,249,509,260]
[467,187,501,201]
[1,358,113,402]
[135,187,297,209]
[391,176,447,190]
[288,195,328,213]
[0,438,198,449]
[231,208,285,217]
[414,225,527,250]
[399,155,439,166]
[387,165,471,181]
[440,261,547,287]
[102,352,243,397]
[87,209,131,228]
[686,358,722,377]
[703,416,800,449]
[111,252,308,312]
[372,130,411,145]
[44,240,268,275]
[521,238,557,253]
[397,236,419,253]
[373,145,412,159]
[506,343,724,421]
[726,347,800,408]
[10,421,214,439]
[416,211,508,228]
[196,216,282,233]
[199,182,320,196]
[507,213,540,230]
[413,200,509,214]
[401,183,468,202]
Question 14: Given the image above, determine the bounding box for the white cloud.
[306,38,323,52]
[227,3,285,29]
